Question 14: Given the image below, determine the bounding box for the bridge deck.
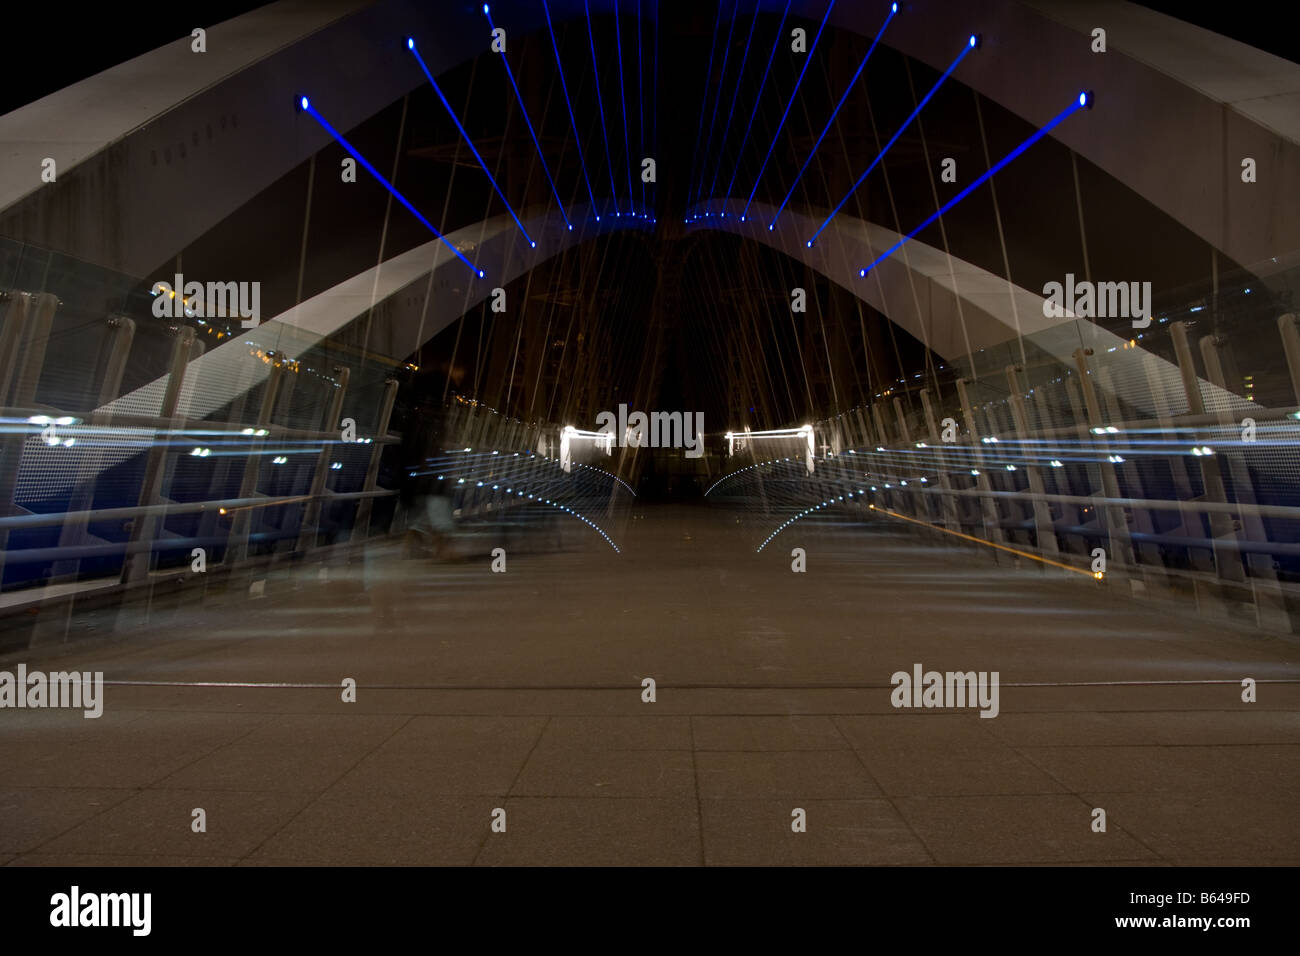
[2,504,1297,866]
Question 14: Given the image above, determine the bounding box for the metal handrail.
[0,488,395,532]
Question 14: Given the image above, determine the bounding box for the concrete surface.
[1,503,1297,866]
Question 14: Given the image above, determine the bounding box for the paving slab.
[700,799,933,866]
[475,798,701,866]
[36,789,315,858]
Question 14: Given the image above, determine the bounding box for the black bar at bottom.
[0,865,1284,943]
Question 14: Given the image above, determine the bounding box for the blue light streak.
[857,93,1090,278]
[686,1,727,221]
[807,33,977,246]
[542,0,600,217]
[692,0,741,207]
[741,0,837,221]
[407,39,536,247]
[723,0,792,221]
[298,96,483,277]
[704,0,761,214]
[769,1,896,228]
[652,0,659,211]
[483,7,573,230]
[613,0,636,213]
[637,0,646,213]
[584,0,620,210]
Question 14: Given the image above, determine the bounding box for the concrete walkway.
[2,504,1297,866]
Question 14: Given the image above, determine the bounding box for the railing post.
[224,358,286,566]
[27,315,131,645]
[50,316,137,582]
[955,378,1005,546]
[120,325,197,584]
[9,292,57,407]
[919,387,960,531]
[891,396,912,444]
[0,292,33,585]
[870,403,890,448]
[0,293,60,586]
[354,377,399,537]
[1277,314,1300,403]
[1138,349,1206,573]
[1086,363,1162,577]
[0,291,32,402]
[1005,366,1060,558]
[1200,332,1288,628]
[1072,348,1136,569]
[1170,321,1245,583]
[119,325,196,584]
[295,366,350,553]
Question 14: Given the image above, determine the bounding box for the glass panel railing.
[0,238,409,592]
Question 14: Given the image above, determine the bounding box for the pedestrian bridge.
[0,0,1297,867]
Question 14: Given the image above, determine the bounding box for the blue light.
[969,34,977,47]
[806,240,812,248]
[892,1,898,11]
[406,37,414,49]
[611,0,636,209]
[529,240,537,248]
[408,43,536,247]
[542,0,598,209]
[722,1,793,205]
[769,1,897,227]
[583,0,620,206]
[702,1,763,212]
[301,99,479,276]
[742,0,839,219]
[477,270,486,279]
[686,1,728,212]
[1079,91,1087,107]
[858,92,1088,278]
[637,0,649,213]
[809,34,978,246]
[693,0,750,210]
[484,1,570,227]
